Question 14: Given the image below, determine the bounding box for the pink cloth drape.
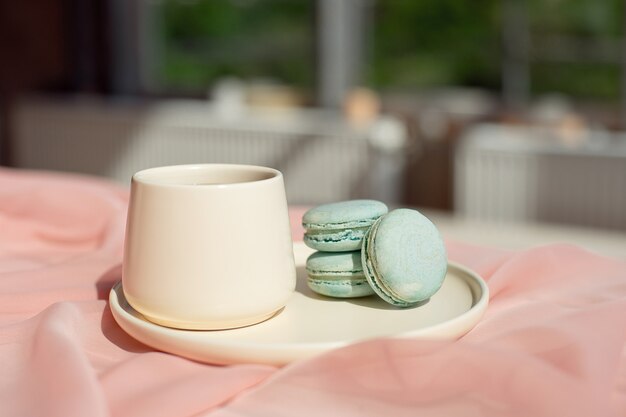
[1,168,625,417]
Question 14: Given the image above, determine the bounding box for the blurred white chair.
[12,95,408,205]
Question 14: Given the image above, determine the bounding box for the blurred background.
[1,0,626,234]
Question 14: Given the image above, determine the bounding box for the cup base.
[140,307,284,331]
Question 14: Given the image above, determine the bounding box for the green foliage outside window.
[159,0,313,91]
[528,0,623,101]
[368,0,502,91]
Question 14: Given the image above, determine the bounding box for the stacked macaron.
[303,200,448,307]
[302,200,387,299]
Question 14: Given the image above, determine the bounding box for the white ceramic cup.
[121,164,296,330]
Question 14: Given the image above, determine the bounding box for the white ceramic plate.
[109,242,489,365]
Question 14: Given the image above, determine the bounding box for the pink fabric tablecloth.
[1,168,625,417]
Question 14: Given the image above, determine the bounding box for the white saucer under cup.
[110,242,489,366]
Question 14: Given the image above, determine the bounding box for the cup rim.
[132,164,282,188]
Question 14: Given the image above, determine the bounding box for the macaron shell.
[302,200,388,226]
[362,209,447,307]
[306,250,363,272]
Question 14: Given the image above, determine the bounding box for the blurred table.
[423,209,626,260]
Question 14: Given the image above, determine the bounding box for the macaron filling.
[306,269,366,277]
[304,227,370,244]
[303,217,382,231]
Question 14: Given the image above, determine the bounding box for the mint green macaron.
[361,208,447,307]
[303,200,388,252]
[305,251,375,298]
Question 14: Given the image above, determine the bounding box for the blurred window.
[144,0,314,95]
[137,0,625,111]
